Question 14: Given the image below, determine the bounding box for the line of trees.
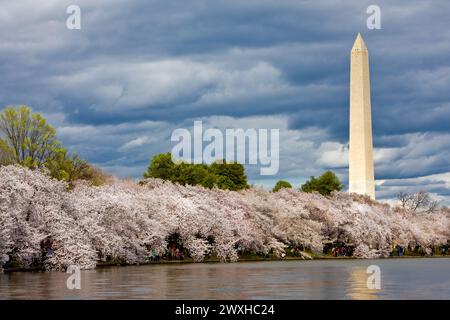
[144,154,347,197]
[2,165,450,271]
[1,106,442,210]
[143,153,249,191]
[272,171,344,196]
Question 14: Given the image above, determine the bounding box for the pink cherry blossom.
[1,165,449,271]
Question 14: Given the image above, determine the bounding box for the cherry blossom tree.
[1,165,449,271]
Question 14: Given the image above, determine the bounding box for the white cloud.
[316,142,348,168]
[119,136,157,152]
[378,172,450,205]
[48,60,293,113]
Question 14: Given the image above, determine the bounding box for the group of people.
[146,238,187,262]
[167,244,185,260]
[322,241,354,257]
[331,246,349,257]
[393,244,450,256]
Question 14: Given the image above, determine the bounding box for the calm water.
[1,259,450,299]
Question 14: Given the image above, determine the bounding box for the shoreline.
[3,254,450,273]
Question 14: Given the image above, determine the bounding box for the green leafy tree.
[143,155,249,191]
[201,172,218,189]
[0,105,60,168]
[273,180,292,192]
[0,105,109,186]
[176,163,210,186]
[143,152,176,180]
[300,171,343,196]
[45,150,109,187]
[210,160,248,191]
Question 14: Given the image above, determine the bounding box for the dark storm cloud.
[0,0,449,200]
[4,0,449,132]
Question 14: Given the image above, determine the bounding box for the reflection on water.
[348,267,379,300]
[1,259,450,299]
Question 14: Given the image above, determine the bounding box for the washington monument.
[349,33,375,199]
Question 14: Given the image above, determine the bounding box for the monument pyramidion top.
[351,32,368,52]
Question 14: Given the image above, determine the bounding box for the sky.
[1,0,450,203]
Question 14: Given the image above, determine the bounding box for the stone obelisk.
[349,33,375,199]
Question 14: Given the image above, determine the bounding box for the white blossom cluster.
[1,165,449,270]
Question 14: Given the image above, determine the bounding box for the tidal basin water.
[1,258,450,299]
